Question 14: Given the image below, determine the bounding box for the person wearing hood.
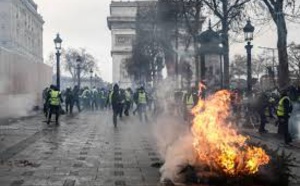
[110,84,122,127]
[65,87,74,114]
[72,85,81,113]
[91,86,98,111]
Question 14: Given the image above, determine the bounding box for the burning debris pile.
[157,87,297,186]
[191,90,269,176]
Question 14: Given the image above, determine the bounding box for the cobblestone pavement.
[0,111,162,186]
[1,111,300,186]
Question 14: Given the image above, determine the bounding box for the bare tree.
[126,2,165,85]
[62,48,98,83]
[230,54,247,80]
[157,0,204,81]
[201,0,250,88]
[254,0,300,89]
[45,52,56,73]
[230,54,265,80]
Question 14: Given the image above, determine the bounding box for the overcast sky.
[34,0,300,83]
[34,0,112,82]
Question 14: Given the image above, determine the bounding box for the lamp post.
[76,56,82,90]
[95,74,98,87]
[90,69,93,88]
[54,33,62,90]
[243,19,255,96]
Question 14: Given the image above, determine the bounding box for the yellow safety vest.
[186,94,194,109]
[277,96,290,117]
[50,90,60,106]
[100,91,106,99]
[138,92,147,104]
[109,91,113,104]
[125,90,131,102]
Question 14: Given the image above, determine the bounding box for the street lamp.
[54,33,62,90]
[90,69,93,88]
[243,19,255,96]
[76,55,82,90]
[95,74,98,87]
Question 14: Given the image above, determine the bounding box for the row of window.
[12,1,43,56]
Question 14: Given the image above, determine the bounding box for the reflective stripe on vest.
[277,96,290,117]
[50,91,60,106]
[186,94,194,105]
[138,92,147,104]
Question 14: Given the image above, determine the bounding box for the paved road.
[1,111,300,186]
[0,111,161,186]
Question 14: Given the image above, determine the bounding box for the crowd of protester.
[42,84,157,126]
[42,82,300,145]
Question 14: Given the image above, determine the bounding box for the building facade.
[0,0,51,118]
[0,0,44,63]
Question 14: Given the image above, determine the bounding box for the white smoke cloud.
[289,102,300,140]
[0,94,38,118]
[152,116,197,184]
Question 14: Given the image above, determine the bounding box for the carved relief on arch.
[115,34,134,46]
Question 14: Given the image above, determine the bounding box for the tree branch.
[203,0,223,18]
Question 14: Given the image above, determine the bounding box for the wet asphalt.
[1,110,300,186]
[0,110,162,186]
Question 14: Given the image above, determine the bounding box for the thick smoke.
[151,78,197,184]
[152,117,197,184]
[0,94,38,118]
[289,102,300,140]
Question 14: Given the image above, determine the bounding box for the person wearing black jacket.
[72,86,81,113]
[256,92,268,133]
[277,88,293,145]
[65,87,74,114]
[111,84,122,127]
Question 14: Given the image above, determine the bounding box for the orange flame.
[191,85,269,176]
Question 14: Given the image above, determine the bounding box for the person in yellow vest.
[124,88,132,116]
[99,88,106,110]
[277,88,293,145]
[137,86,148,122]
[46,85,63,125]
[183,87,198,122]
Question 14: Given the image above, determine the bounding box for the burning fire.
[191,86,269,176]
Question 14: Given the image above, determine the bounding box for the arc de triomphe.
[107,1,147,88]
